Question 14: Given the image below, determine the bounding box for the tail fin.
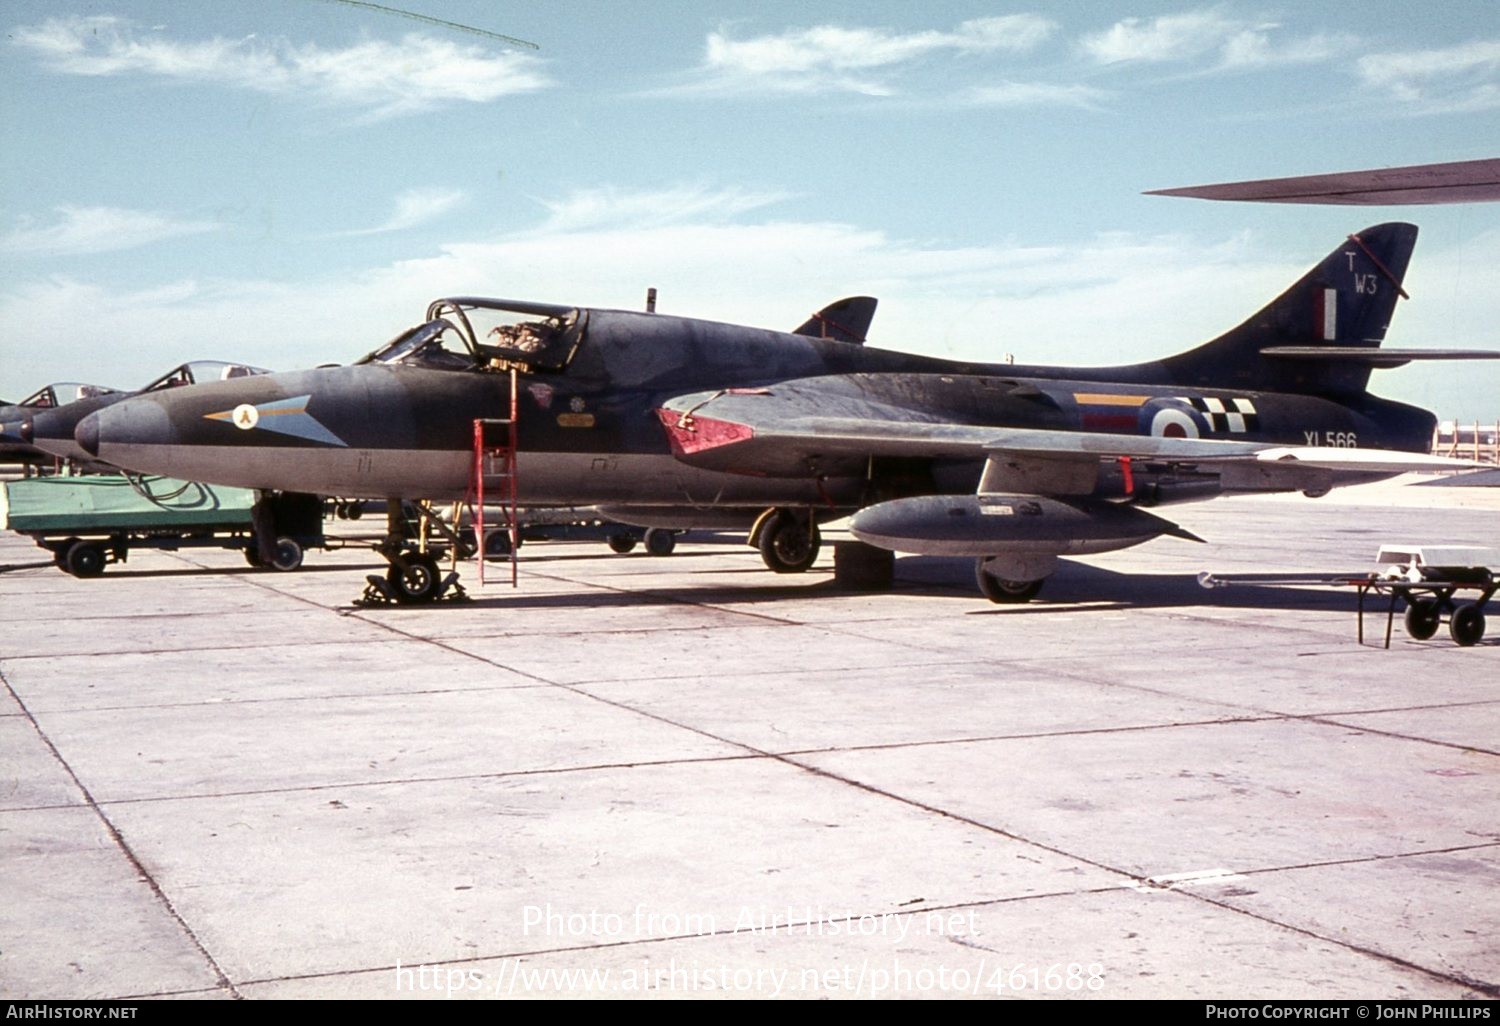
[794,296,878,344]
[1161,222,1417,396]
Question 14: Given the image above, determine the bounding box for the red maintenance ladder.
[470,368,519,587]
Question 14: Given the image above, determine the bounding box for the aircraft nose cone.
[85,398,187,477]
[29,411,67,443]
[76,413,100,457]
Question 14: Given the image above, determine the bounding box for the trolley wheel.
[66,542,106,578]
[54,537,81,567]
[1449,604,1486,647]
[268,537,304,572]
[1403,598,1441,641]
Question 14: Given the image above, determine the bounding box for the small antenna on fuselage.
[646,287,658,313]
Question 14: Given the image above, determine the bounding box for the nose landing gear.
[356,500,467,606]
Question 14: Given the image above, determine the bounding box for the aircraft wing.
[1146,157,1500,205]
[655,385,1479,495]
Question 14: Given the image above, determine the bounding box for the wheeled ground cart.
[2,475,328,576]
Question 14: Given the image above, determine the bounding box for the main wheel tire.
[268,537,304,572]
[607,532,638,554]
[1403,598,1441,641]
[758,515,820,573]
[387,554,442,604]
[66,542,106,578]
[1449,603,1486,647]
[644,528,676,556]
[976,561,1042,604]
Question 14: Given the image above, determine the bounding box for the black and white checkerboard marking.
[1185,396,1259,433]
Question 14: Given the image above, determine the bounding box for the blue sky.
[2,1,1497,419]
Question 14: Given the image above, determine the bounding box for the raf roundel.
[233,404,260,430]
[1149,406,1199,439]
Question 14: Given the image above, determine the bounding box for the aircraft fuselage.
[78,306,1435,509]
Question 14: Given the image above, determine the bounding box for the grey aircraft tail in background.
[76,224,1494,602]
[1147,157,1500,205]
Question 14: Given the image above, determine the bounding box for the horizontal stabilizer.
[1262,346,1500,368]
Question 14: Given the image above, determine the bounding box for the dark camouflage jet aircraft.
[75,223,1494,602]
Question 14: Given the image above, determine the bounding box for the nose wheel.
[357,499,468,606]
[359,550,464,606]
[387,552,443,603]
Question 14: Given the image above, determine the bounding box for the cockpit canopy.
[360,298,583,374]
[141,361,269,391]
[18,382,119,408]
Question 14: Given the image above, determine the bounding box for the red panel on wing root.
[654,409,756,456]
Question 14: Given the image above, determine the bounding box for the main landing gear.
[750,509,896,591]
[975,554,1054,605]
[752,508,821,573]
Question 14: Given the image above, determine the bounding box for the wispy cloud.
[0,206,217,257]
[674,15,1057,97]
[337,188,467,237]
[1218,30,1350,69]
[12,15,552,118]
[532,184,791,233]
[960,81,1111,110]
[1357,39,1500,113]
[1082,10,1242,64]
[1081,9,1351,71]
